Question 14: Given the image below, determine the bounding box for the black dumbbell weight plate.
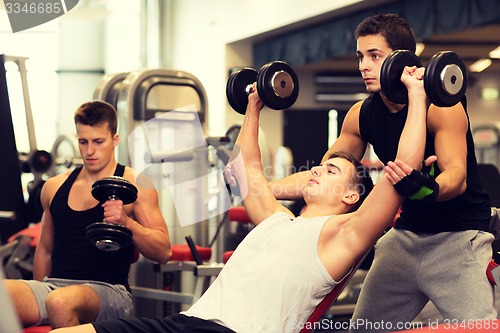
[257,61,299,110]
[29,150,53,173]
[92,176,138,204]
[380,50,422,105]
[424,51,467,107]
[86,222,133,251]
[226,68,258,115]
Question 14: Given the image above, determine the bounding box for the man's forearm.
[396,87,427,168]
[269,171,310,200]
[434,165,467,200]
[125,218,171,264]
[33,250,51,281]
[230,93,265,200]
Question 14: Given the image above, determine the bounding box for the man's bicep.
[427,104,468,199]
[432,105,468,171]
[135,188,169,230]
[435,128,467,169]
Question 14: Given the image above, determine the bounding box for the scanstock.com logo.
[3,0,79,33]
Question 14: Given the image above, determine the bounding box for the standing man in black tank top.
[267,14,496,331]
[4,101,172,329]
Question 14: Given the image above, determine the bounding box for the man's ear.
[342,191,360,206]
[113,134,119,148]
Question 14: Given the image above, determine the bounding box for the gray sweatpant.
[350,228,497,332]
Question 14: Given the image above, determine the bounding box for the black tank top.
[49,164,134,288]
[359,93,491,233]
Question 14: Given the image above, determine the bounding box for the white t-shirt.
[183,212,339,333]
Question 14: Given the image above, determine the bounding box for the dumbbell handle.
[244,70,294,98]
[244,84,254,95]
[101,196,117,225]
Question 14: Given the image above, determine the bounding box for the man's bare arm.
[269,101,367,200]
[232,85,293,224]
[337,66,428,256]
[33,180,56,280]
[427,102,468,200]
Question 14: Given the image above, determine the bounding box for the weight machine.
[472,124,500,207]
[94,69,213,247]
[473,124,500,167]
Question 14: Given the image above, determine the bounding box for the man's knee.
[45,285,100,325]
[45,288,74,316]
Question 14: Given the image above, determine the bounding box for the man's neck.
[80,161,118,183]
[379,92,406,113]
[299,203,346,218]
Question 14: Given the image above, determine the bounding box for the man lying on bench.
[50,66,428,333]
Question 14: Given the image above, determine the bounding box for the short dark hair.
[74,100,118,136]
[328,151,374,212]
[355,13,417,53]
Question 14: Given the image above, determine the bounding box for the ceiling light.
[415,43,425,56]
[489,46,500,59]
[469,59,492,72]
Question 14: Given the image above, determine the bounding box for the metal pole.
[4,55,37,152]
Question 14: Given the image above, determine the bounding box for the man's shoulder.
[126,167,158,192]
[350,99,365,112]
[44,171,71,194]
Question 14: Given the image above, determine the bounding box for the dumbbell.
[85,176,137,252]
[380,50,467,107]
[226,60,299,114]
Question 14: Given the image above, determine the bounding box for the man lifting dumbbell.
[4,100,172,329]
[264,13,496,331]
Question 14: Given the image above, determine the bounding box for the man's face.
[76,122,118,172]
[356,34,393,93]
[304,157,356,202]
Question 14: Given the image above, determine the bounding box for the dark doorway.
[284,110,329,171]
[282,109,348,214]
